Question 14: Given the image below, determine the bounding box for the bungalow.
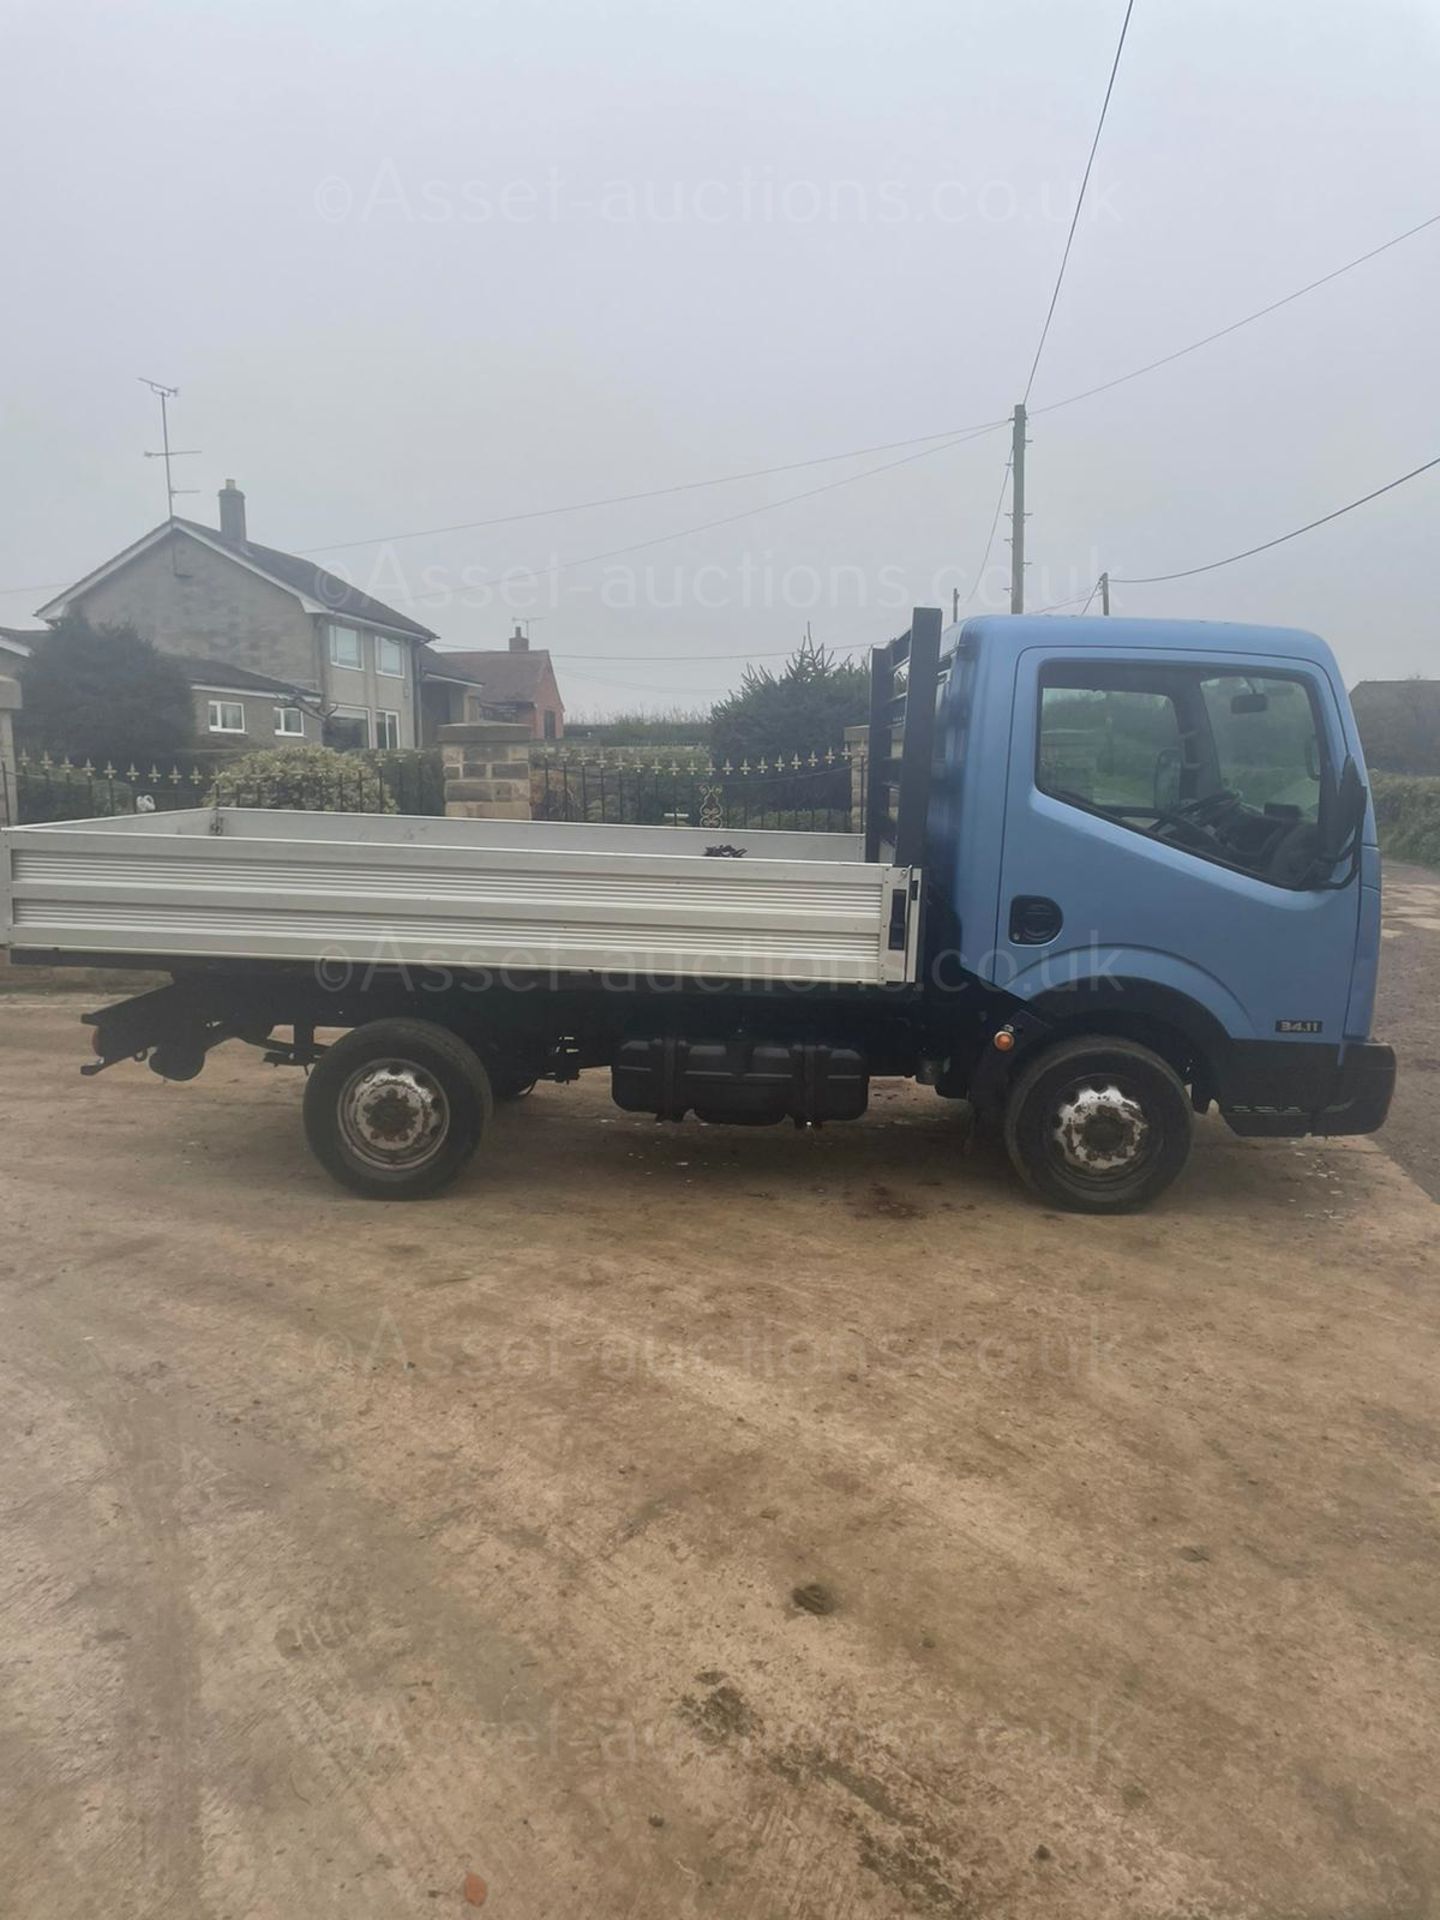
[430,625,565,739]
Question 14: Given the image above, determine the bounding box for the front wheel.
[303,1018,494,1199]
[1002,1035,1193,1214]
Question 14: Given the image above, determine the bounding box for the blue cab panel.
[930,616,1380,1052]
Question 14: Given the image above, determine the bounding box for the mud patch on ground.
[679,1683,758,1747]
[853,1183,925,1220]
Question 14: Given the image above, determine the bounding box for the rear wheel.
[1002,1035,1192,1214]
[303,1018,494,1199]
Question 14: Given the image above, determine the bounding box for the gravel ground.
[1373,860,1440,1199]
[0,958,1437,1918]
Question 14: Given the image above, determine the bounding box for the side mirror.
[1319,754,1366,867]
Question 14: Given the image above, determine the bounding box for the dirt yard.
[1,990,1437,1919]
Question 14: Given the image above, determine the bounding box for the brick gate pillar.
[439,721,533,820]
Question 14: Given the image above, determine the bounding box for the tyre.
[302,1018,494,1200]
[1002,1035,1193,1214]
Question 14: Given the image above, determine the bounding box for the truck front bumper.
[1218,1039,1396,1139]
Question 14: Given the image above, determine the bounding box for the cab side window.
[1038,682,1183,815]
[1199,675,1322,825]
[1036,663,1330,889]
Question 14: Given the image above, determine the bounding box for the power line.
[0,424,1005,601]
[297,421,1008,558]
[554,450,1440,649]
[300,200,1439,563]
[1112,453,1440,584]
[537,637,875,664]
[556,666,740,697]
[1023,0,1138,404]
[3,205,1437,602]
[395,422,1004,607]
[1033,581,1102,615]
[958,458,1013,612]
[1032,208,1440,422]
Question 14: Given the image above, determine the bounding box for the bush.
[1371,773,1440,868]
[1352,683,1440,775]
[364,748,444,815]
[207,745,396,813]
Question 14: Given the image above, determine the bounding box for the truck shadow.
[438,1073,1366,1228]
[190,1052,1370,1229]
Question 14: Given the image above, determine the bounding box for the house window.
[208,699,246,734]
[543,710,558,740]
[324,706,371,751]
[274,706,305,737]
[376,635,405,677]
[376,709,401,750]
[328,624,363,669]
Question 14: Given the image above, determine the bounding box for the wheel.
[302,1018,494,1199]
[1002,1035,1193,1214]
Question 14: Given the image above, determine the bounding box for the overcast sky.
[3,0,1437,713]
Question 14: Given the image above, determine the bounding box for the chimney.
[509,622,529,653]
[218,478,247,543]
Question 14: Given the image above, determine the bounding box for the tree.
[18,614,195,766]
[709,634,869,765]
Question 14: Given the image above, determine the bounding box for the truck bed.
[0,809,921,987]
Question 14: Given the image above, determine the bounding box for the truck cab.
[927,615,1392,1203]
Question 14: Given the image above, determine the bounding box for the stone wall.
[439,721,533,820]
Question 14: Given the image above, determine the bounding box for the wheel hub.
[1051,1081,1150,1175]
[338,1062,449,1171]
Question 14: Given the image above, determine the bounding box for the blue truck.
[0,609,1394,1212]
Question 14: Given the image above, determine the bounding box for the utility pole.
[1099,570,1110,615]
[139,378,200,518]
[951,586,959,624]
[1009,403,1027,614]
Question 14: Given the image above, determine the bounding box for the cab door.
[991,643,1360,1043]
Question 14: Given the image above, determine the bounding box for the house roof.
[0,625,40,656]
[418,644,486,690]
[429,648,562,707]
[167,653,322,699]
[36,519,437,643]
[176,520,436,640]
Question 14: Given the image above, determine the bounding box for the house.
[35,482,442,751]
[430,626,566,739]
[1351,679,1440,776]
